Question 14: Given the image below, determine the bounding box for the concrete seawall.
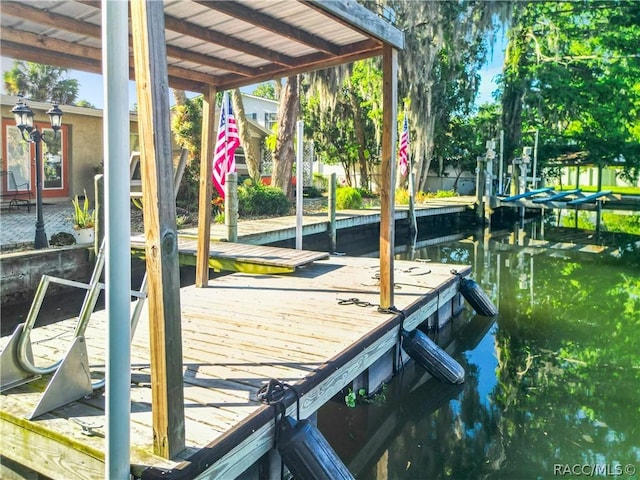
[0,245,95,305]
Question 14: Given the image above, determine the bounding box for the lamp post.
[11,96,64,249]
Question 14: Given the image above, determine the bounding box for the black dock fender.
[451,269,498,317]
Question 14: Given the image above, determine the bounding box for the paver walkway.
[0,204,75,249]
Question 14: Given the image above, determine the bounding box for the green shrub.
[304,185,323,198]
[50,232,76,246]
[562,211,594,230]
[356,187,376,198]
[602,212,640,235]
[336,187,363,209]
[175,214,189,229]
[415,191,432,203]
[395,188,410,205]
[176,160,200,211]
[555,184,640,195]
[435,189,456,198]
[312,173,328,191]
[238,184,290,216]
[395,189,457,205]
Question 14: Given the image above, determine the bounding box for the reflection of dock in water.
[476,225,640,257]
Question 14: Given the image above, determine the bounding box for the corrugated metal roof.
[1,0,403,93]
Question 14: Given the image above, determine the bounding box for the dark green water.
[320,224,640,480]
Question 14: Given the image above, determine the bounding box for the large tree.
[271,76,298,198]
[304,1,507,192]
[383,0,509,191]
[440,103,502,192]
[304,59,381,189]
[3,60,79,104]
[171,88,260,206]
[501,1,640,182]
[232,88,261,182]
[251,81,277,100]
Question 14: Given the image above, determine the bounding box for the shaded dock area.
[0,255,470,479]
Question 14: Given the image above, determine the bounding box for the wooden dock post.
[226,172,238,243]
[196,86,217,288]
[380,44,398,309]
[476,156,485,222]
[596,199,603,238]
[131,0,185,458]
[328,172,337,252]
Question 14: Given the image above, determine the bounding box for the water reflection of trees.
[492,251,640,472]
[359,242,639,479]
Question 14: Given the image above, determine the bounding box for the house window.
[2,120,69,197]
[42,127,64,190]
[247,112,257,121]
[130,133,140,152]
[264,112,277,131]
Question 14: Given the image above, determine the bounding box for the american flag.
[212,91,240,198]
[399,114,409,177]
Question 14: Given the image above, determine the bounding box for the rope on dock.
[257,379,301,479]
[257,380,301,438]
[336,298,409,373]
[377,305,407,373]
[337,297,377,307]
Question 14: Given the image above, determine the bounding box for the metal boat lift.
[531,189,582,203]
[566,190,614,205]
[500,187,554,202]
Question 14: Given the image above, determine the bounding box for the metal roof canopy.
[1,0,404,91]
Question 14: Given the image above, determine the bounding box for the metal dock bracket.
[0,323,41,392]
[29,336,93,419]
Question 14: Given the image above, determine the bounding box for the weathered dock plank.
[1,255,471,480]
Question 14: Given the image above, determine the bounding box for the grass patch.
[562,211,640,235]
[555,185,640,195]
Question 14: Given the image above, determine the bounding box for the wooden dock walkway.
[178,196,475,246]
[0,255,470,480]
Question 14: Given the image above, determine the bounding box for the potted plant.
[71,190,96,244]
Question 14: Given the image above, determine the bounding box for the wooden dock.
[178,196,475,246]
[0,255,470,480]
[131,235,330,273]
